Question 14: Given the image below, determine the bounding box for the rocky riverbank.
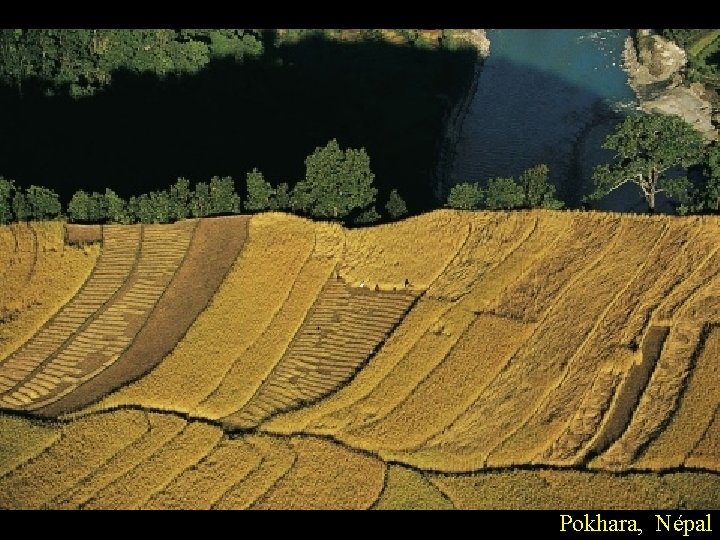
[432,30,490,201]
[623,30,719,142]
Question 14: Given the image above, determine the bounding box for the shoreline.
[622,31,718,142]
[432,30,490,202]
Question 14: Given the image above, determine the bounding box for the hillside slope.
[1,210,718,509]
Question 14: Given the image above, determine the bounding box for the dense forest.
[0,29,478,217]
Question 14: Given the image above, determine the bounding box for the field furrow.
[97,214,315,414]
[0,413,60,478]
[83,421,223,509]
[250,436,385,510]
[50,413,186,509]
[685,405,720,469]
[0,410,148,508]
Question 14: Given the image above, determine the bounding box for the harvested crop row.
[373,465,453,509]
[50,413,186,509]
[593,325,704,469]
[0,413,59,478]
[634,324,720,470]
[212,435,297,509]
[262,298,449,434]
[487,219,665,465]
[428,469,720,509]
[83,421,223,509]
[344,315,534,454]
[0,222,99,364]
[493,214,619,322]
[340,209,470,290]
[4,222,195,411]
[96,214,315,414]
[426,212,533,302]
[41,216,250,417]
[423,219,625,470]
[223,280,417,429]
[195,225,342,421]
[251,436,385,510]
[0,225,140,402]
[0,410,148,509]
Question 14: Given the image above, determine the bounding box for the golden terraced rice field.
[1,210,719,509]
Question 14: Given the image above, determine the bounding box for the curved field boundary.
[96,214,316,414]
[486,220,666,465]
[593,324,707,469]
[38,216,249,417]
[0,409,148,509]
[268,213,555,437]
[250,435,385,510]
[0,413,60,478]
[82,421,223,509]
[634,324,720,470]
[49,412,186,509]
[0,225,142,403]
[211,435,297,509]
[222,279,418,430]
[194,226,337,419]
[373,465,454,509]
[571,326,670,465]
[3,222,196,411]
[146,437,262,509]
[420,217,624,470]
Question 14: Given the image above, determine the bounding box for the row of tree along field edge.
[0,29,479,215]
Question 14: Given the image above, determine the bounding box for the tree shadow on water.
[0,35,478,214]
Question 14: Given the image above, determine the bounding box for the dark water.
[451,29,661,212]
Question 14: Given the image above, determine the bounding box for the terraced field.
[1,211,719,509]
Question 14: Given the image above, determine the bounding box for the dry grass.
[428,469,720,509]
[95,214,315,414]
[374,465,453,509]
[686,406,720,469]
[251,436,385,510]
[50,412,186,509]
[0,409,148,509]
[0,222,99,363]
[0,413,59,478]
[344,315,534,453]
[340,209,469,290]
[146,436,262,509]
[634,325,720,470]
[593,325,703,469]
[83,420,223,509]
[487,220,665,466]
[212,435,296,509]
[65,224,102,245]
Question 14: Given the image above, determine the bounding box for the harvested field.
[2,211,720,509]
[65,224,102,245]
[39,216,248,416]
[97,214,315,414]
[250,436,385,510]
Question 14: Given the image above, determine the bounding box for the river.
[450,29,664,212]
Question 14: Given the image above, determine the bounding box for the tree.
[209,176,241,215]
[190,182,211,217]
[385,188,408,219]
[245,168,274,211]
[446,182,482,210]
[25,185,61,220]
[148,190,172,223]
[168,178,191,220]
[68,190,92,222]
[272,182,291,211]
[690,144,720,213]
[588,113,704,212]
[12,190,30,221]
[485,177,525,210]
[519,164,563,209]
[292,139,378,221]
[105,188,128,224]
[0,177,15,224]
[354,205,381,224]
